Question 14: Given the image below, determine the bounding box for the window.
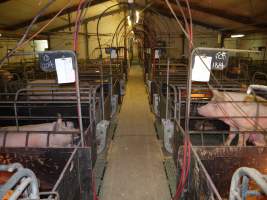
[34,40,48,52]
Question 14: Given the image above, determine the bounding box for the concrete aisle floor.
[102,65,171,200]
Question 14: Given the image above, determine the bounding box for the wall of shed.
[1,11,266,65]
[49,12,125,60]
[146,13,220,59]
[225,33,267,61]
[0,39,35,64]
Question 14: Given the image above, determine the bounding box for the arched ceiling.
[0,0,266,36]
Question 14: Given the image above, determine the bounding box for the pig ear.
[55,114,63,130]
[211,89,224,101]
[57,113,62,123]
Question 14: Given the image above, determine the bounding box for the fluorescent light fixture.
[135,11,140,24]
[127,16,132,26]
[231,34,245,38]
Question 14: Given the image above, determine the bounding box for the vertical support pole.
[47,35,51,50]
[220,32,225,48]
[84,23,89,61]
[68,13,72,32]
[166,58,170,119]
[185,49,194,134]
[123,8,127,61]
[74,54,84,147]
[182,34,185,56]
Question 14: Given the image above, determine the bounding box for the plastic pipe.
[229,167,267,200]
[0,168,39,200]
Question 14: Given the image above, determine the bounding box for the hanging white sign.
[55,57,76,84]
[192,55,212,82]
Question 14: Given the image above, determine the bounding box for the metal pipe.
[247,84,267,94]
[100,62,105,120]
[169,84,177,120]
[165,58,170,119]
[178,87,181,124]
[52,148,78,192]
[174,120,223,200]
[252,72,267,84]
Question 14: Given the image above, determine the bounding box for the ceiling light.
[135,11,140,24]
[231,34,245,38]
[127,16,132,26]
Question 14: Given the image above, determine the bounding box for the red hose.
[73,0,85,51]
[173,136,191,200]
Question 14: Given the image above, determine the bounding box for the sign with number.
[191,49,229,82]
[211,51,229,70]
[192,50,229,72]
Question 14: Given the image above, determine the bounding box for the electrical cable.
[165,0,266,132]
[164,0,266,198]
[163,1,193,199]
[72,1,100,199]
[0,0,73,69]
[96,3,127,59]
[185,0,193,45]
[73,0,86,51]
[0,0,57,68]
[175,0,190,37]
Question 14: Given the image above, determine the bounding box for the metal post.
[123,9,127,61]
[74,55,84,147]
[100,61,105,120]
[68,13,71,32]
[84,23,89,61]
[185,50,193,134]
[165,58,170,119]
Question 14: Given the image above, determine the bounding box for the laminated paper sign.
[192,55,212,82]
[110,49,117,59]
[55,57,76,84]
[155,49,160,59]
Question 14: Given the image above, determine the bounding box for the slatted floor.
[101,65,171,200]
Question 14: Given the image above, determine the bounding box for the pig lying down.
[198,90,267,146]
[0,117,79,147]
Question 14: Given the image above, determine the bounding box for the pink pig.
[0,117,79,147]
[197,90,267,146]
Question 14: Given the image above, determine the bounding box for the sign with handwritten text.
[211,51,229,70]
[39,51,76,72]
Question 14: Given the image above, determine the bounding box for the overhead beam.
[0,30,47,39]
[168,0,267,29]
[0,0,10,4]
[5,0,109,31]
[47,8,123,32]
[151,4,223,31]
